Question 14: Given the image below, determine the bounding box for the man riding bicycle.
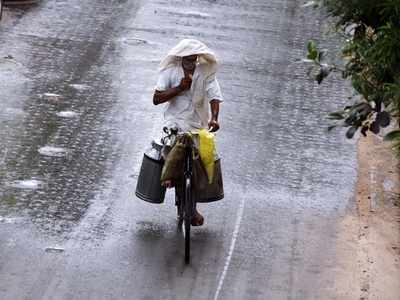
[153,39,224,226]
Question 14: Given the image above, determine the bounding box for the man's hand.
[153,74,193,105]
[178,74,192,91]
[208,119,220,132]
[209,100,220,132]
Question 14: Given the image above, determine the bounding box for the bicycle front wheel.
[0,0,3,21]
[184,176,192,264]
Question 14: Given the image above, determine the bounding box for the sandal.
[191,211,204,226]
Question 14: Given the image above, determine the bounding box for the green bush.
[305,0,400,152]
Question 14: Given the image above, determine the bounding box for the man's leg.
[174,179,204,226]
[192,203,204,226]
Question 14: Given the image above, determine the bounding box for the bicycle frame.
[162,127,195,264]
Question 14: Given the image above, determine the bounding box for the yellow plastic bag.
[194,129,215,184]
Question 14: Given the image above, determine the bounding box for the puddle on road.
[69,84,91,91]
[118,37,155,46]
[40,93,63,101]
[45,247,65,253]
[0,55,23,69]
[0,107,25,119]
[38,146,68,157]
[0,216,24,224]
[165,10,211,19]
[9,179,44,190]
[56,111,79,118]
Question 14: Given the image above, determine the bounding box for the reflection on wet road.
[0,0,357,299]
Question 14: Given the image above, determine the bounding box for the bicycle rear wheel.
[184,176,192,264]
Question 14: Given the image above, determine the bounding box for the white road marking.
[214,194,245,300]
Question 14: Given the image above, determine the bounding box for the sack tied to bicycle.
[135,39,225,227]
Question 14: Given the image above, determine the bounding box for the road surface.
[0,1,357,299]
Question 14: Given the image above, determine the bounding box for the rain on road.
[0,0,357,299]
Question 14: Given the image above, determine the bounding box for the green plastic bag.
[160,134,192,183]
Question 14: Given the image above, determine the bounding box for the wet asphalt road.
[0,1,358,299]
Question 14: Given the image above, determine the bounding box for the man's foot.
[161,180,174,188]
[191,211,204,226]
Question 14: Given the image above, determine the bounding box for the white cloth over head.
[155,39,223,132]
[159,39,218,73]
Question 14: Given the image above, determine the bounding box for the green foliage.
[305,0,400,150]
[305,40,332,84]
[384,130,400,141]
[307,40,319,60]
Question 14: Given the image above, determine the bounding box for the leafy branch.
[303,0,400,149]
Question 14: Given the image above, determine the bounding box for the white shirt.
[155,63,223,132]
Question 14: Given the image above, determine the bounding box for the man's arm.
[208,100,220,132]
[153,87,182,105]
[153,75,192,105]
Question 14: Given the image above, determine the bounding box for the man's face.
[182,55,198,71]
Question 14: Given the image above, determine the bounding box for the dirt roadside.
[334,135,400,299]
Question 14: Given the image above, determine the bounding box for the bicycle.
[161,127,195,264]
